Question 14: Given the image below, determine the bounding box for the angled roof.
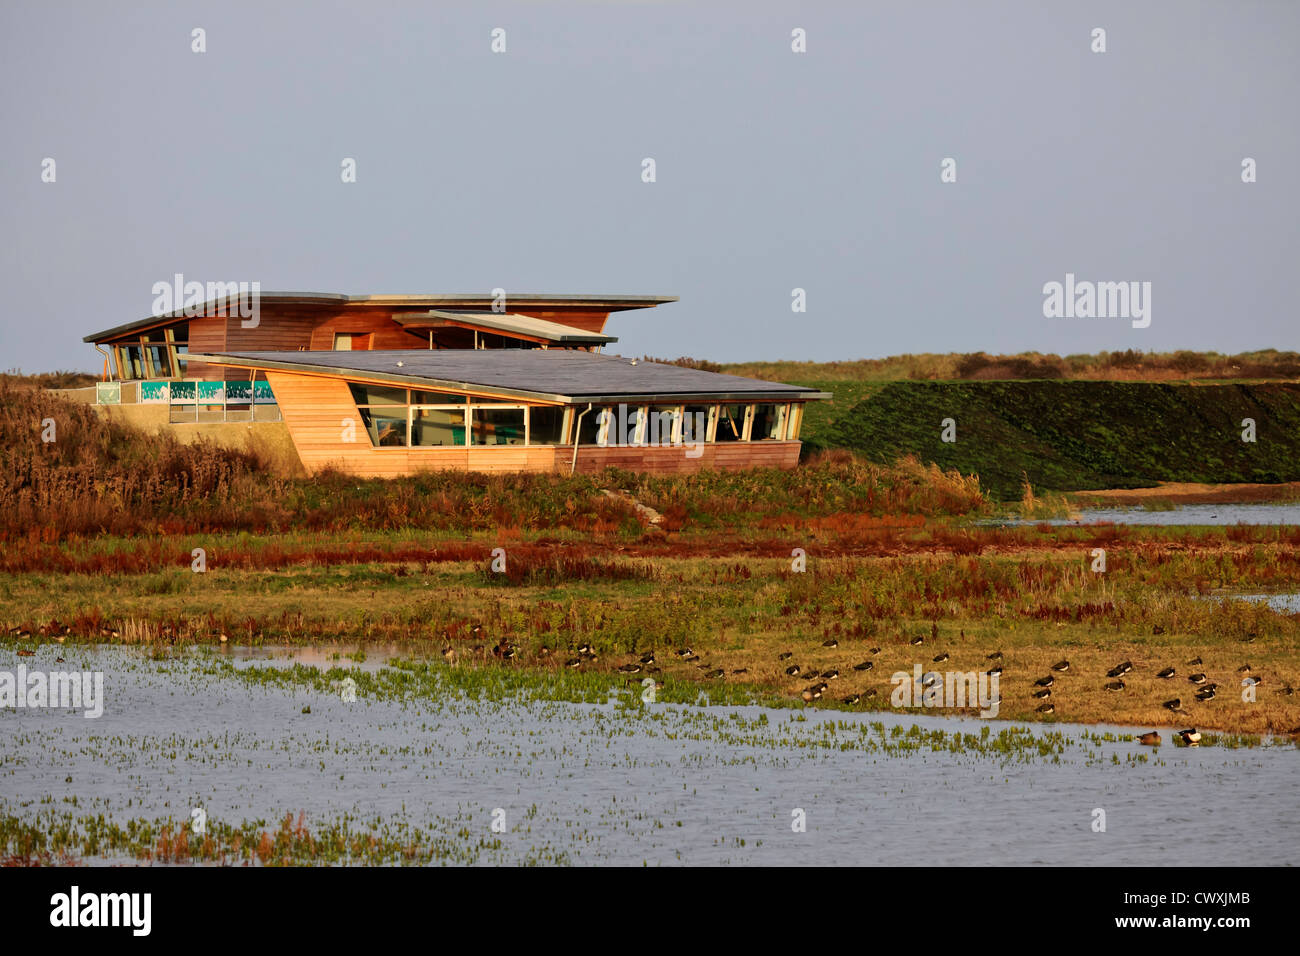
[183,349,830,405]
[391,310,616,345]
[83,292,677,343]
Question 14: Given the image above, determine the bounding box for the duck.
[1033,675,1055,688]
[822,638,839,648]
[1103,680,1125,691]
[1036,703,1055,714]
[932,652,950,663]
[1137,731,1162,746]
[15,649,34,658]
[853,661,874,671]
[785,664,801,676]
[1051,660,1070,672]
[1178,729,1201,747]
[1156,667,1176,679]
[800,688,816,702]
[1032,688,1051,699]
[1188,673,1207,685]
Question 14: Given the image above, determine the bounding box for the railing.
[97,379,279,423]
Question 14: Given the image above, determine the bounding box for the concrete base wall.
[88,404,305,477]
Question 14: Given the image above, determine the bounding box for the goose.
[1186,656,1202,666]
[853,661,874,671]
[1103,680,1125,691]
[1178,729,1201,747]
[1032,688,1052,699]
[778,652,793,661]
[1137,731,1162,746]
[1033,675,1055,688]
[932,652,950,663]
[785,664,801,676]
[1162,698,1183,712]
[1036,703,1055,714]
[1188,673,1207,685]
[822,638,839,648]
[1156,667,1176,679]
[1051,660,1070,672]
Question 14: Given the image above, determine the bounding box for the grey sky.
[2,0,1297,372]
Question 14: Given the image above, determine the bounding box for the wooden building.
[84,291,829,476]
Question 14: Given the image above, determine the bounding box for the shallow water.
[1,647,1296,865]
[1001,502,1300,526]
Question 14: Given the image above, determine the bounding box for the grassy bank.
[803,381,1300,498]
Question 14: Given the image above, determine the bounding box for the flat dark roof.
[83,292,678,343]
[184,349,831,405]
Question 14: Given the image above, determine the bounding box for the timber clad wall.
[264,371,802,477]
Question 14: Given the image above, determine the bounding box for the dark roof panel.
[185,350,829,403]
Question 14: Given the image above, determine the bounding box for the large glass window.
[471,407,525,446]
[576,407,612,446]
[411,407,466,446]
[360,408,408,446]
[681,404,711,446]
[751,403,787,441]
[715,404,744,442]
[646,405,682,445]
[349,383,407,406]
[530,406,567,445]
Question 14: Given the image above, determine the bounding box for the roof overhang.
[182,351,831,406]
[391,310,617,345]
[84,292,677,343]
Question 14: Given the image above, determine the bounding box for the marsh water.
[2,646,1296,865]
[1001,502,1300,526]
